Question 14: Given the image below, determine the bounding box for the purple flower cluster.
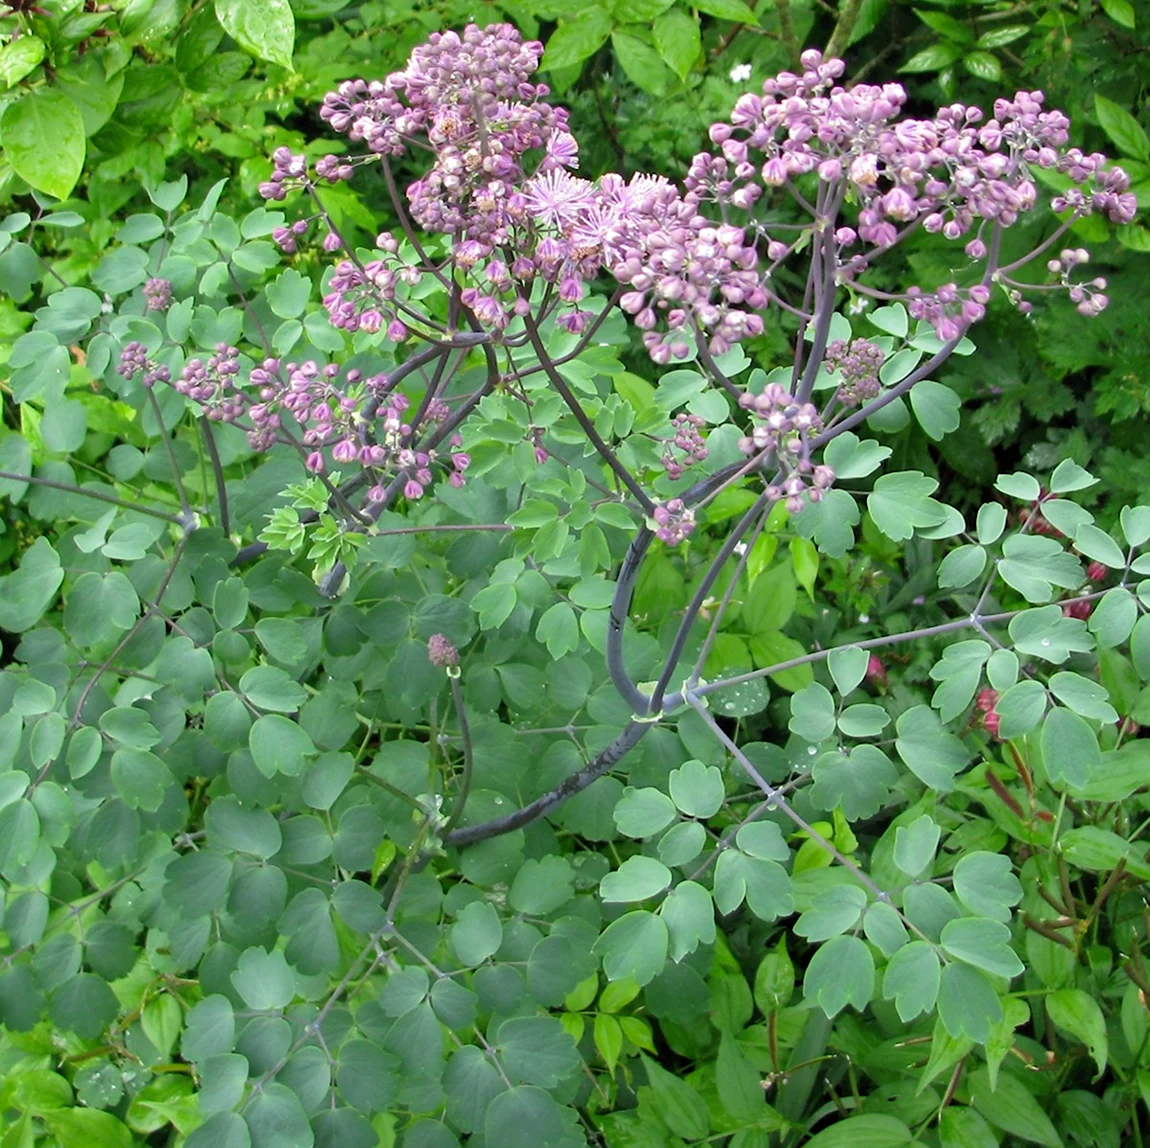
[737,384,833,513]
[317,24,573,249]
[274,25,1132,361]
[824,338,883,407]
[661,413,708,480]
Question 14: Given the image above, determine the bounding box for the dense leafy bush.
[2,12,1150,1148]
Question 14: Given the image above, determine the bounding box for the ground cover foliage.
[0,5,1149,1148]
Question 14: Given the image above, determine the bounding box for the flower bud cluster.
[976,687,1002,739]
[177,344,243,422]
[244,358,470,497]
[614,190,767,360]
[272,219,312,255]
[1046,247,1109,317]
[117,342,171,389]
[427,633,459,668]
[661,413,708,480]
[824,338,884,406]
[651,499,696,546]
[905,283,991,341]
[322,245,415,339]
[736,384,834,514]
[143,277,172,312]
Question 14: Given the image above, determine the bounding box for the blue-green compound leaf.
[803,934,874,1017]
[941,917,1023,979]
[110,748,174,812]
[668,759,724,818]
[230,947,296,1010]
[593,911,668,985]
[867,471,949,541]
[811,745,897,821]
[658,820,706,866]
[0,538,63,632]
[240,665,308,712]
[788,682,836,743]
[893,815,940,878]
[938,544,987,589]
[938,964,1003,1043]
[452,900,502,965]
[205,796,282,859]
[994,679,1047,739]
[497,1016,582,1088]
[795,885,867,941]
[248,714,316,777]
[182,996,235,1063]
[600,855,672,902]
[895,705,971,791]
[186,1112,251,1148]
[613,787,677,838]
[794,487,859,558]
[928,640,991,722]
[509,856,575,914]
[952,852,1022,922]
[244,1082,313,1148]
[336,1039,400,1113]
[827,645,869,695]
[823,432,891,479]
[1009,606,1093,663]
[484,1085,579,1148]
[659,880,715,961]
[712,850,792,921]
[164,851,232,918]
[882,941,940,1021]
[998,534,1084,603]
[909,380,961,441]
[735,821,789,861]
[49,973,119,1041]
[1040,706,1100,790]
[444,1045,504,1133]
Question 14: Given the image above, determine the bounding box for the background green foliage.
[1,1,1149,1146]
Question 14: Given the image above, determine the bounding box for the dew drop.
[1040,638,1051,647]
[807,745,818,756]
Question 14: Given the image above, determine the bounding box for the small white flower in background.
[848,295,871,315]
[734,541,748,555]
[729,63,752,83]
[858,613,870,623]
